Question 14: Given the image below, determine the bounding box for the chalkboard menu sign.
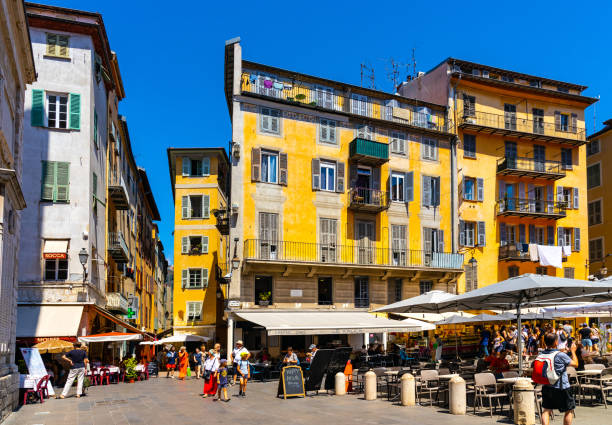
[277,365,305,399]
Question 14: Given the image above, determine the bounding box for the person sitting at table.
[255,347,270,363]
[283,347,298,365]
[489,350,510,379]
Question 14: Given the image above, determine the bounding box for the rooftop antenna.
[360,63,376,89]
[387,58,400,92]
[412,47,417,78]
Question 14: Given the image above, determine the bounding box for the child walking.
[238,352,250,397]
[215,359,230,402]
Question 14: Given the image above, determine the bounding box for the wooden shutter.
[433,177,440,206]
[270,109,280,133]
[31,89,44,127]
[478,221,486,246]
[270,213,278,242]
[46,33,57,55]
[181,237,189,254]
[500,222,507,246]
[261,107,270,131]
[547,185,554,213]
[202,236,209,253]
[573,188,579,209]
[556,185,564,203]
[201,268,208,288]
[570,113,577,133]
[372,167,380,190]
[336,161,345,193]
[422,176,431,206]
[58,36,69,57]
[202,157,210,175]
[459,220,465,246]
[547,226,554,246]
[55,162,70,201]
[529,224,536,244]
[181,269,188,288]
[329,120,336,143]
[202,195,210,218]
[554,111,561,131]
[311,158,320,190]
[69,93,80,130]
[423,229,432,252]
[41,161,55,201]
[181,196,189,219]
[279,152,288,185]
[527,183,535,211]
[405,171,413,202]
[558,228,563,246]
[251,148,261,181]
[573,228,580,251]
[519,224,526,244]
[320,119,328,141]
[349,164,358,188]
[182,157,190,176]
[437,229,444,252]
[477,178,484,201]
[498,181,505,202]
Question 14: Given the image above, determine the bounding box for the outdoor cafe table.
[497,377,534,385]
[576,370,602,376]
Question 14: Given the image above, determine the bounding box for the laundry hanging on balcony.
[528,244,539,261]
[537,245,562,269]
[562,245,572,257]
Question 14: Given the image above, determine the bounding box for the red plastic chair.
[87,367,98,386]
[99,368,110,385]
[23,375,50,405]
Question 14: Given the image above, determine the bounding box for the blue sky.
[40,0,612,262]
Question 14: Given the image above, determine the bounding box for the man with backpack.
[533,332,578,425]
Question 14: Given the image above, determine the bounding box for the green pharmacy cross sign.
[126,308,136,319]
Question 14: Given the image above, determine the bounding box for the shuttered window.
[47,94,68,129]
[260,107,281,134]
[320,161,335,191]
[41,161,70,202]
[319,118,336,144]
[589,238,604,262]
[181,269,208,289]
[181,235,208,255]
[587,163,601,189]
[390,131,406,154]
[186,301,202,321]
[93,110,98,148]
[422,176,440,207]
[463,95,476,117]
[319,218,337,262]
[391,172,404,201]
[588,200,602,226]
[181,195,209,219]
[464,263,478,292]
[422,138,438,160]
[259,212,279,259]
[356,124,373,140]
[464,134,476,158]
[587,140,600,156]
[46,33,70,58]
[391,225,407,266]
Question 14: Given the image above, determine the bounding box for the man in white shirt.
[556,324,569,351]
[230,340,250,386]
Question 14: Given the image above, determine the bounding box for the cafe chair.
[418,369,441,406]
[585,363,606,371]
[502,371,519,379]
[87,367,98,386]
[473,372,507,418]
[387,369,412,402]
[579,367,612,408]
[250,363,265,382]
[99,368,111,385]
[566,367,582,404]
[23,375,50,405]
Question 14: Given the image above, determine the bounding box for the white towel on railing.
[562,245,572,256]
[528,244,539,261]
[537,245,562,269]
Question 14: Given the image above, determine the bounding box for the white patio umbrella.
[399,317,436,331]
[543,300,612,315]
[436,274,612,372]
[374,290,457,313]
[158,333,211,344]
[398,312,475,323]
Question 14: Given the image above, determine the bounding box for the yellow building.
[168,148,230,341]
[586,120,612,278]
[400,58,597,290]
[223,39,464,355]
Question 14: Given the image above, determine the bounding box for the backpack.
[558,330,567,342]
[532,352,560,385]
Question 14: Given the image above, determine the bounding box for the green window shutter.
[93,110,98,147]
[181,236,189,254]
[55,162,70,202]
[31,89,44,127]
[57,35,69,58]
[203,195,210,218]
[92,172,97,197]
[46,34,57,56]
[69,93,80,130]
[41,161,55,201]
[202,236,209,253]
[201,268,208,288]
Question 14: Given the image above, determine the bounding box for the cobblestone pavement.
[5,377,609,425]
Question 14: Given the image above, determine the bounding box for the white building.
[17,4,129,344]
[0,0,36,419]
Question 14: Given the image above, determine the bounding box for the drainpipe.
[450,73,461,253]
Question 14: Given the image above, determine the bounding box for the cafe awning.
[43,239,69,258]
[235,311,434,336]
[17,305,84,337]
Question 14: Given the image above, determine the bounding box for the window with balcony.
[318,277,333,305]
[391,224,407,266]
[463,134,476,158]
[587,163,601,188]
[419,280,433,295]
[588,200,602,226]
[44,258,68,281]
[319,118,336,144]
[354,276,369,308]
[260,107,281,134]
[532,108,544,134]
[319,218,337,262]
[255,276,273,305]
[589,238,604,262]
[186,301,202,321]
[391,172,404,202]
[463,95,475,117]
[421,138,438,160]
[259,212,279,259]
[587,139,600,156]
[181,195,209,219]
[504,104,516,130]
[351,94,370,116]
[320,161,336,192]
[561,148,572,170]
[559,114,569,132]
[390,131,406,154]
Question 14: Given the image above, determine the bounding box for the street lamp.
[79,248,89,283]
[231,238,240,270]
[468,256,477,266]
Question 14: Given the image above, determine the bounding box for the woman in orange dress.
[177,346,189,380]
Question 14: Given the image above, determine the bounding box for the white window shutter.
[181,196,190,219]
[181,237,189,254]
[202,157,210,176]
[202,236,209,253]
[201,268,208,288]
[203,195,210,218]
[329,121,336,142]
[181,269,188,288]
[182,157,190,176]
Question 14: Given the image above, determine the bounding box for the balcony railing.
[496,198,566,219]
[496,156,565,180]
[108,231,129,263]
[106,292,129,313]
[241,72,449,133]
[348,187,390,212]
[243,239,464,271]
[458,111,586,144]
[108,175,129,210]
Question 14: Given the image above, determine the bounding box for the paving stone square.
[5,376,610,425]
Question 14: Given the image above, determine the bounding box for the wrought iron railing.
[355,298,370,308]
[497,156,564,175]
[349,187,390,210]
[243,239,464,270]
[241,72,449,132]
[498,245,531,261]
[459,110,585,141]
[496,198,567,216]
[108,232,129,254]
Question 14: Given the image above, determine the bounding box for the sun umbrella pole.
[517,303,523,374]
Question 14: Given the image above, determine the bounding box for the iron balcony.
[459,110,586,146]
[348,187,390,213]
[243,239,464,271]
[496,156,566,180]
[349,137,389,165]
[108,175,129,210]
[496,198,567,219]
[108,231,129,263]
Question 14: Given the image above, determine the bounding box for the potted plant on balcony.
[123,357,138,383]
[258,291,271,306]
[190,243,202,255]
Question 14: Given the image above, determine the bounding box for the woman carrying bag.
[202,350,219,398]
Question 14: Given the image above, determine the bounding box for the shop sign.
[43,252,67,259]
